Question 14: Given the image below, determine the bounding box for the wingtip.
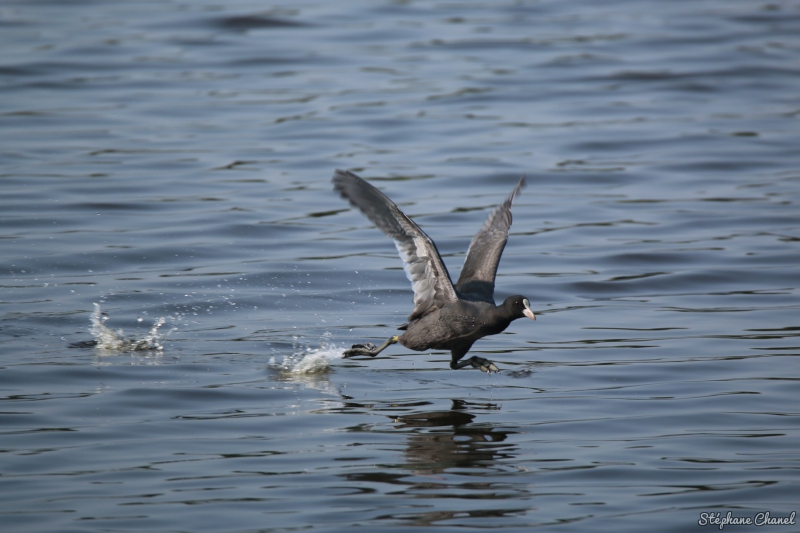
[332,169,364,198]
[505,175,526,205]
[332,168,353,182]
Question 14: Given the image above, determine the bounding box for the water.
[2,0,799,531]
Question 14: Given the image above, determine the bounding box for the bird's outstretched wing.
[455,177,525,302]
[333,169,458,320]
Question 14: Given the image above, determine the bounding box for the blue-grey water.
[2,1,799,531]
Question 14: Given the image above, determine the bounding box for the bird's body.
[333,170,535,372]
[399,299,515,352]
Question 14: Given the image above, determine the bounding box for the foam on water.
[270,332,346,374]
[90,303,175,354]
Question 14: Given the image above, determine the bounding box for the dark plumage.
[333,170,535,372]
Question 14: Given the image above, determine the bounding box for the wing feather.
[455,177,525,302]
[332,169,458,320]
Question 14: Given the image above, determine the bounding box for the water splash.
[269,332,345,374]
[90,303,175,354]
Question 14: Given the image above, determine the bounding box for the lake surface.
[2,0,799,531]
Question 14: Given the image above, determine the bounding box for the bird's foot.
[343,336,398,358]
[343,342,378,357]
[469,356,500,374]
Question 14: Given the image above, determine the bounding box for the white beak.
[523,299,536,320]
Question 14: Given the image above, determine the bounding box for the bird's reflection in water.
[391,399,517,476]
[342,399,527,527]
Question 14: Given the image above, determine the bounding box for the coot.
[333,170,535,373]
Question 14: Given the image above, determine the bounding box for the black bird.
[333,170,535,373]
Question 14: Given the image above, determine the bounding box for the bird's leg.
[343,335,398,358]
[450,356,500,374]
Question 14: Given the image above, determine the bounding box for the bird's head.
[504,295,536,320]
